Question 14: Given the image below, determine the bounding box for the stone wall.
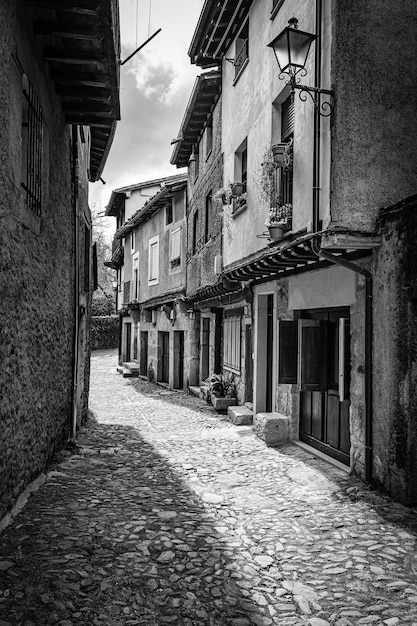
[91,315,119,350]
[373,197,417,505]
[187,98,223,297]
[0,4,91,520]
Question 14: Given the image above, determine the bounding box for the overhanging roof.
[170,71,221,168]
[105,173,186,217]
[189,0,253,68]
[115,175,188,238]
[26,0,121,181]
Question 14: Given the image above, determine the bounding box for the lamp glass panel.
[287,29,315,68]
[271,29,291,72]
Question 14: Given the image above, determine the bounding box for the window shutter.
[298,319,328,391]
[170,227,181,260]
[278,320,298,384]
[281,96,294,141]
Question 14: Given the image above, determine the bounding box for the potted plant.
[230,181,245,197]
[265,203,292,240]
[214,184,233,205]
[271,139,293,169]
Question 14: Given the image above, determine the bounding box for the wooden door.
[161,332,170,383]
[299,309,351,466]
[124,323,131,362]
[173,331,184,389]
[140,332,148,376]
[245,325,253,402]
[201,318,210,381]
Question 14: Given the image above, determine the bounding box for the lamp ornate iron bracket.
[279,70,335,118]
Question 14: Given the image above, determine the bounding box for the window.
[223,314,242,373]
[170,227,182,269]
[271,0,285,18]
[132,254,139,300]
[192,210,199,255]
[21,74,43,216]
[194,143,200,181]
[205,192,212,243]
[148,235,159,285]
[131,230,136,253]
[280,96,294,207]
[206,118,213,158]
[234,21,249,82]
[166,201,173,225]
[233,138,248,213]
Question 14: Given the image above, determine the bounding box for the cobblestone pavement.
[1,350,417,626]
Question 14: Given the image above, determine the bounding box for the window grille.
[21,74,43,216]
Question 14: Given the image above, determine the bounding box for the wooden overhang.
[187,234,373,305]
[170,71,221,168]
[105,174,186,217]
[188,0,253,68]
[114,175,188,238]
[25,0,121,182]
[104,236,123,270]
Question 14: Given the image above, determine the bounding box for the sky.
[90,0,204,225]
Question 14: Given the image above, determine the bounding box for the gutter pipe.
[71,126,81,441]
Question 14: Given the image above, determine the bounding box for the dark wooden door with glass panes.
[298,308,351,465]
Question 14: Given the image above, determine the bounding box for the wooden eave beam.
[51,71,108,87]
[44,48,105,65]
[55,85,110,99]
[25,0,99,11]
[33,22,100,40]
[212,0,247,59]
[65,115,112,127]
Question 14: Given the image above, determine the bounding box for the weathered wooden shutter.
[278,320,298,384]
[281,96,294,141]
[298,319,328,391]
[92,242,98,291]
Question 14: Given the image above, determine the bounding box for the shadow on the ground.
[0,416,275,626]
[277,443,417,537]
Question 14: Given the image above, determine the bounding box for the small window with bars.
[21,74,43,217]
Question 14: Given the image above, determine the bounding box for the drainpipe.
[317,247,373,483]
[71,126,81,441]
[312,0,322,233]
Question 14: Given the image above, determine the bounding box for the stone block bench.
[227,406,253,425]
[211,396,236,412]
[254,412,290,446]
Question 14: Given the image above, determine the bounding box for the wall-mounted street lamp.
[268,17,334,117]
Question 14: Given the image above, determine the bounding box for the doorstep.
[293,440,350,474]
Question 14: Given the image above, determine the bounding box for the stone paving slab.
[1,349,417,625]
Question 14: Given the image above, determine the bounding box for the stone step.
[116,366,136,378]
[188,386,201,398]
[227,406,253,425]
[123,361,140,374]
[254,412,290,447]
[211,396,236,412]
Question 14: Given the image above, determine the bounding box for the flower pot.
[271,143,287,166]
[268,225,285,240]
[231,182,245,196]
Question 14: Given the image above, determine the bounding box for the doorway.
[140,332,148,376]
[158,331,170,384]
[201,318,210,381]
[124,322,131,362]
[298,308,351,465]
[173,331,184,389]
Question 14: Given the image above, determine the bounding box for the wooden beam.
[65,114,112,127]
[55,85,110,99]
[44,48,105,65]
[51,70,107,87]
[63,102,113,114]
[25,0,99,12]
[33,22,100,40]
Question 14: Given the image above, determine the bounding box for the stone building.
[170,71,224,389]
[105,174,191,389]
[0,0,120,520]
[185,0,417,504]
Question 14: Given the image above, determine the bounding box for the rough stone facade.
[0,3,94,520]
[187,98,223,298]
[373,197,417,505]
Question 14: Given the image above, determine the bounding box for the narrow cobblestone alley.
[1,350,417,626]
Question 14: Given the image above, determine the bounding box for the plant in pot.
[271,138,293,169]
[265,203,292,240]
